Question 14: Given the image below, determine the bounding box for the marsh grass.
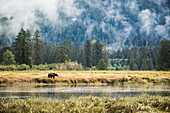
[0,94,169,113]
[0,70,170,77]
[0,71,169,84]
[0,76,169,85]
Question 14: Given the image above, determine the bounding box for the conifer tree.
[157,39,170,71]
[102,41,109,66]
[91,39,96,66]
[84,39,92,67]
[116,49,121,58]
[97,59,107,70]
[33,30,43,65]
[72,40,79,62]
[25,29,33,65]
[47,43,57,64]
[129,47,140,70]
[92,39,103,66]
[12,28,33,65]
[110,50,116,59]
[12,28,25,64]
[78,46,85,66]
[64,38,72,60]
[141,44,153,70]
[43,43,49,64]
[142,58,153,70]
[132,63,138,70]
[56,43,67,63]
[152,46,158,69]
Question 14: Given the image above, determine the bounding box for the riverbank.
[0,94,169,113]
[0,71,169,84]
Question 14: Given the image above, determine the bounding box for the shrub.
[32,64,52,70]
[85,67,91,70]
[109,58,129,70]
[91,66,97,70]
[0,65,16,71]
[0,61,83,71]
[17,64,30,70]
[53,61,84,70]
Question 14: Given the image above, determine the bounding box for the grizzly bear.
[48,73,58,79]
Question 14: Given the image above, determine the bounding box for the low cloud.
[0,0,82,36]
[138,9,157,36]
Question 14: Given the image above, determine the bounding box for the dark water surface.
[0,84,169,99]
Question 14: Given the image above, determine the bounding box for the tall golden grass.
[0,71,169,84]
[0,70,170,77]
[0,94,169,113]
[0,76,169,84]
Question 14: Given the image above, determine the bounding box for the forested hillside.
[0,28,169,71]
[0,0,169,49]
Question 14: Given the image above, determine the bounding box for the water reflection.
[0,84,169,99]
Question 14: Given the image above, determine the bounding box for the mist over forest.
[0,0,169,49]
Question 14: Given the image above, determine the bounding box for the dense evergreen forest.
[0,28,169,71]
[0,0,169,49]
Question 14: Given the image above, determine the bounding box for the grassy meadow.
[0,71,170,84]
[0,70,170,77]
[0,94,169,113]
[0,71,170,113]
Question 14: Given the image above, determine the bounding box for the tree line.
[0,28,109,70]
[110,40,170,71]
[110,45,157,70]
[0,28,169,71]
[43,37,109,70]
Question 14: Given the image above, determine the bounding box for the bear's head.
[55,73,58,76]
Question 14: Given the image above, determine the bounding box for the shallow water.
[0,84,169,98]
